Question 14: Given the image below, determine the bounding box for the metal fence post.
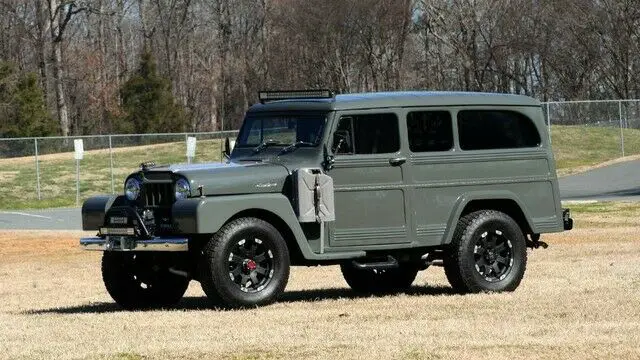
[109,135,114,194]
[546,102,551,143]
[619,100,625,157]
[185,134,189,163]
[76,158,80,206]
[34,138,41,200]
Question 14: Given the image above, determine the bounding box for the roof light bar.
[258,89,334,103]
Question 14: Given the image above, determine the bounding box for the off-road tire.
[102,252,190,310]
[199,217,290,308]
[341,262,419,294]
[443,210,527,293]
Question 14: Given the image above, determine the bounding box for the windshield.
[236,112,327,148]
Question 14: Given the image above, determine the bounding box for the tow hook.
[526,233,548,249]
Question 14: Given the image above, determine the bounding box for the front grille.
[143,183,174,207]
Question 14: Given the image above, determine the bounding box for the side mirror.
[322,144,335,171]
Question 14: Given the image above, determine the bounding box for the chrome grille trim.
[143,183,174,207]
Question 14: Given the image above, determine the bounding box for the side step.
[352,255,398,270]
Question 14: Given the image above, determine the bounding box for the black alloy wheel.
[228,237,274,293]
[199,217,290,308]
[444,210,527,293]
[341,262,419,294]
[473,229,514,282]
[102,252,190,310]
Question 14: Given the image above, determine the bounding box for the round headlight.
[124,177,141,200]
[174,178,191,200]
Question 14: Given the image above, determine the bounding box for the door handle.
[389,157,406,166]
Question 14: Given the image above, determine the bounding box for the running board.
[352,255,399,270]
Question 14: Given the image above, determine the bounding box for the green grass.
[0,139,223,210]
[551,125,640,174]
[1,125,640,210]
[564,200,640,214]
[562,200,640,228]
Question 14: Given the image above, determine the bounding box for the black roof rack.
[258,89,334,104]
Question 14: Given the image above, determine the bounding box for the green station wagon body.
[80,91,572,308]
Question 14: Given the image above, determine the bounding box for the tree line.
[0,0,639,138]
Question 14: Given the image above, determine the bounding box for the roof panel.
[248,91,540,112]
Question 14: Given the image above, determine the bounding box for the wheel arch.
[175,193,366,262]
[225,208,305,265]
[442,193,535,245]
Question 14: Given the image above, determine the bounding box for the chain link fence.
[2,99,640,209]
[543,100,640,172]
[0,131,238,209]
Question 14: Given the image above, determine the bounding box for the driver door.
[327,111,410,247]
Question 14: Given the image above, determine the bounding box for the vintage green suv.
[80,90,573,309]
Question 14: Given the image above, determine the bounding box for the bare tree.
[46,0,85,136]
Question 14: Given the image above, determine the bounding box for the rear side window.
[333,113,400,154]
[407,111,453,152]
[457,110,541,150]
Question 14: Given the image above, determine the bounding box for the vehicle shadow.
[22,285,457,315]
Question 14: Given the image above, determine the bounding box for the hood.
[148,161,290,196]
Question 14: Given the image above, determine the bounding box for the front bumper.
[80,236,188,251]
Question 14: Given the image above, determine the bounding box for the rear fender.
[442,191,536,245]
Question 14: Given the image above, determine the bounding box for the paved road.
[0,208,82,230]
[0,161,637,230]
[559,159,640,201]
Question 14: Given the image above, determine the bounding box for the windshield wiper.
[252,139,282,154]
[278,141,315,155]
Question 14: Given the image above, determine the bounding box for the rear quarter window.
[457,110,541,150]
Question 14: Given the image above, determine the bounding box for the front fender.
[81,195,123,230]
[173,193,301,234]
[172,193,364,261]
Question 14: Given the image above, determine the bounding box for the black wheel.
[444,210,527,293]
[199,217,290,308]
[101,252,190,310]
[340,262,419,294]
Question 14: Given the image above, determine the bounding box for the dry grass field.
[1,208,640,359]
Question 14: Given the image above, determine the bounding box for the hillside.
[551,125,640,175]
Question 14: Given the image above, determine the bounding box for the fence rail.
[0,130,238,209]
[1,99,640,209]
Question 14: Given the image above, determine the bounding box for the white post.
[109,135,114,194]
[73,139,84,206]
[186,136,197,164]
[619,100,625,157]
[34,138,41,200]
[546,102,551,144]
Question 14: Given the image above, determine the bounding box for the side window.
[457,110,541,150]
[333,113,400,154]
[406,111,453,152]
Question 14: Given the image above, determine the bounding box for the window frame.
[332,111,402,156]
[456,109,542,151]
[235,111,328,148]
[406,110,455,153]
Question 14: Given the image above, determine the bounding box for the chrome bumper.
[80,236,188,252]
